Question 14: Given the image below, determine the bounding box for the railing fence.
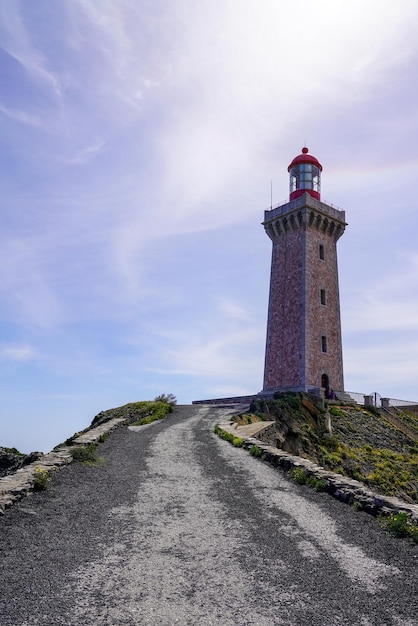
[342,391,418,409]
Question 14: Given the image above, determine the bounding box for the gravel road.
[0,405,417,625]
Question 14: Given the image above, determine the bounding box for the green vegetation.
[90,396,176,429]
[314,439,418,503]
[366,404,381,417]
[154,393,177,406]
[291,467,326,492]
[1,446,24,456]
[378,512,418,543]
[213,423,243,447]
[249,392,418,503]
[292,467,308,484]
[33,467,52,491]
[71,442,103,466]
[249,445,263,458]
[131,401,174,426]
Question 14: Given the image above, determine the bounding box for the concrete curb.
[218,420,418,524]
[0,417,128,515]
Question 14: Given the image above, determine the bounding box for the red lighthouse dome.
[288,147,322,201]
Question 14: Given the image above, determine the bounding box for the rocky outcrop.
[0,448,43,479]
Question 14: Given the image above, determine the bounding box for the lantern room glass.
[289,163,321,196]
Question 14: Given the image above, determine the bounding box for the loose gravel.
[0,405,417,626]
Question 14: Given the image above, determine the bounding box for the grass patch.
[315,443,418,502]
[131,401,173,426]
[213,424,244,448]
[378,512,418,543]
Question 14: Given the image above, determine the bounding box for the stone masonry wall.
[306,227,344,391]
[263,229,304,390]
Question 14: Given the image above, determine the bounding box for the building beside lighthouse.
[262,148,347,398]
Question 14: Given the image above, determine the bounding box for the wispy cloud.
[64,139,106,165]
[1,0,418,453]
[0,343,36,361]
[0,4,62,97]
[0,103,42,126]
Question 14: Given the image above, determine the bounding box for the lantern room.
[288,147,322,201]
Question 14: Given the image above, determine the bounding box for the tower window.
[319,244,325,260]
[320,289,326,306]
[321,335,328,353]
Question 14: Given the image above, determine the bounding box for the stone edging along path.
[2,410,418,525]
[217,420,418,525]
[0,417,127,515]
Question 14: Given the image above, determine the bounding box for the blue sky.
[1,1,418,452]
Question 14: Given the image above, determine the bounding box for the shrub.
[284,394,301,410]
[292,467,326,491]
[306,476,327,492]
[71,442,101,465]
[330,406,344,417]
[232,437,244,447]
[250,445,263,458]
[366,405,381,416]
[379,512,418,542]
[321,434,340,451]
[352,501,364,512]
[292,467,308,484]
[33,467,52,491]
[154,393,177,407]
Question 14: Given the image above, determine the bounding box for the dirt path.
[0,405,417,625]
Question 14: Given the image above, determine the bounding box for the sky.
[0,1,418,453]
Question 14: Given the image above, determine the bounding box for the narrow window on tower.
[321,335,328,353]
[320,289,326,306]
[319,244,325,260]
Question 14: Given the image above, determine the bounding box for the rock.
[0,448,43,479]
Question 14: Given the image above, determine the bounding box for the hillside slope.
[246,394,418,504]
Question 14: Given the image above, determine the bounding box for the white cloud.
[0,343,36,361]
[0,103,42,126]
[1,0,418,451]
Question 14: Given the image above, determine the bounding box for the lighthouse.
[262,148,346,398]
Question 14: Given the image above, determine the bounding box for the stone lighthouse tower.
[262,148,346,397]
